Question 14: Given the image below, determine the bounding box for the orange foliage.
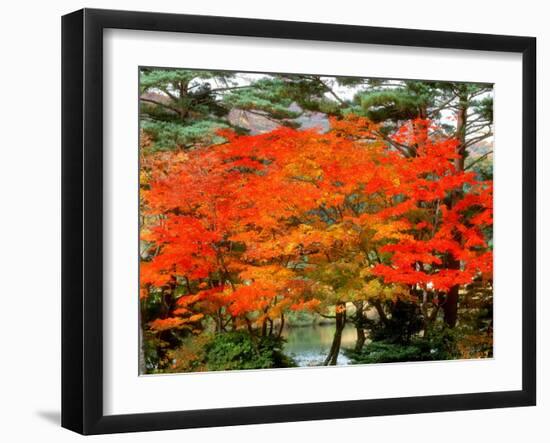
[139,115,492,332]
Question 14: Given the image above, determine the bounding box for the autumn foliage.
[139,114,493,371]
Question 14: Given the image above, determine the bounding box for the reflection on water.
[281,324,356,367]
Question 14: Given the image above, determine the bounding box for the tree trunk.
[372,299,389,325]
[215,308,223,333]
[324,302,347,366]
[353,301,366,352]
[277,313,285,338]
[355,327,366,352]
[444,277,459,328]
[443,89,468,328]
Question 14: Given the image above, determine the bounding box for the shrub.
[205,332,296,371]
[346,325,460,364]
[164,332,297,372]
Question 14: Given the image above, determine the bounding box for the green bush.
[204,332,296,371]
[346,341,424,364]
[346,325,460,364]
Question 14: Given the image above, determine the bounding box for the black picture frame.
[62,8,537,435]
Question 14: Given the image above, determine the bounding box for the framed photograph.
[62,8,536,435]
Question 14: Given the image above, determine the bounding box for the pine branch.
[465,151,493,170]
[140,97,182,116]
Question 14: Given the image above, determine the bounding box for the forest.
[138,68,494,373]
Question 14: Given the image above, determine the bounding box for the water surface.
[282,324,356,367]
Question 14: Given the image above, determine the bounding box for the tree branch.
[465,133,493,148]
[377,131,413,157]
[315,77,346,105]
[464,151,493,170]
[140,97,182,116]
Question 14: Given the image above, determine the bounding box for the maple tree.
[139,110,492,371]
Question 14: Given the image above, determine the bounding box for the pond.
[281,323,357,367]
